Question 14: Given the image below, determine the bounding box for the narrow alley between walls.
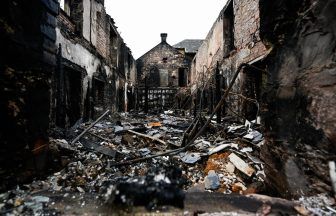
[1,0,336,215]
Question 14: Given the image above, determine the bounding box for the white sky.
[105,0,228,59]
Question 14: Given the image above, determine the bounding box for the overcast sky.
[105,0,227,59]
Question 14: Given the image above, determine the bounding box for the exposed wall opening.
[241,64,263,121]
[56,57,86,128]
[127,87,134,111]
[159,69,169,87]
[93,78,105,106]
[65,67,82,126]
[223,0,235,56]
[118,87,125,112]
[178,68,187,87]
[60,0,71,16]
[128,53,132,71]
[83,80,91,121]
[109,27,118,66]
[148,67,160,87]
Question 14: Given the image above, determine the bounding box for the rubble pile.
[180,118,266,195]
[0,111,335,215]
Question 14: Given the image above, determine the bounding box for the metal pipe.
[71,109,110,145]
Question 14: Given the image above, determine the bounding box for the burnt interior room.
[0,0,335,215]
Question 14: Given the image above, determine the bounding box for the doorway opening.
[178,68,187,87]
[65,67,82,127]
[241,63,263,121]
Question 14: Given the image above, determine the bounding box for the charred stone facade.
[135,34,202,111]
[55,0,137,127]
[136,33,187,88]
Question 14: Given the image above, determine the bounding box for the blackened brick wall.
[0,0,58,190]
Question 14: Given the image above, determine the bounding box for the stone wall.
[89,0,104,48]
[137,36,186,87]
[189,0,268,118]
[232,0,267,65]
[58,10,76,32]
[259,0,336,198]
[96,8,109,58]
[190,7,225,91]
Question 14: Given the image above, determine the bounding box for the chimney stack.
[161,33,167,43]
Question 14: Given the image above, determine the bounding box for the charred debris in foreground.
[1,109,335,215]
[0,109,266,214]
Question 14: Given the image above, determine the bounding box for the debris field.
[0,111,335,215]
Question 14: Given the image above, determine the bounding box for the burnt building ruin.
[136,34,202,112]
[0,0,136,189]
[55,0,137,127]
[188,0,336,199]
[0,0,336,214]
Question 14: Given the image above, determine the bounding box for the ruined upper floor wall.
[234,0,260,50]
[57,0,135,74]
[190,6,225,85]
[230,0,267,67]
[190,0,268,88]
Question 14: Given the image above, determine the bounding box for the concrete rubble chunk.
[114,125,124,133]
[229,153,255,177]
[225,162,236,174]
[52,139,74,151]
[24,196,50,215]
[205,170,220,190]
[181,152,202,164]
[77,187,85,193]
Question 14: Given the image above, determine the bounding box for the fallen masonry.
[0,111,335,215]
